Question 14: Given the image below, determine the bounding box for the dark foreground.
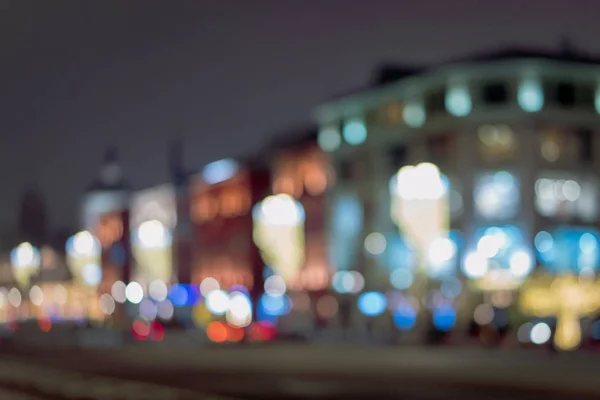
[1,341,600,400]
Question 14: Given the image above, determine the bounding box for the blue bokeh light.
[202,158,239,184]
[168,284,199,307]
[357,292,387,317]
[259,294,291,317]
[536,227,600,273]
[393,304,417,330]
[433,305,456,331]
[342,118,367,145]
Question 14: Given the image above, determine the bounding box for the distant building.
[315,47,600,327]
[81,147,130,231]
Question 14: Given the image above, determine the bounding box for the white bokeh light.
[125,282,144,304]
[99,293,116,315]
[226,291,252,327]
[264,275,287,297]
[530,322,551,345]
[149,280,168,302]
[364,232,387,255]
[393,163,447,200]
[255,194,305,226]
[428,237,457,266]
[29,285,43,307]
[509,250,533,278]
[69,231,99,258]
[136,220,171,249]
[199,277,220,297]
[462,252,488,279]
[111,281,127,303]
[10,242,40,269]
[8,288,21,307]
[206,289,229,315]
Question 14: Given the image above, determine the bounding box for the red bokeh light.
[38,317,52,333]
[150,321,165,342]
[248,321,277,342]
[132,320,150,341]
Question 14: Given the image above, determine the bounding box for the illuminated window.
[384,101,403,124]
[445,83,471,117]
[464,225,533,281]
[540,130,580,163]
[220,189,244,217]
[518,78,544,112]
[474,171,520,220]
[318,126,341,152]
[342,118,367,145]
[329,193,363,270]
[96,215,124,248]
[192,195,218,223]
[535,174,598,222]
[403,101,426,128]
[535,228,600,273]
[273,175,301,198]
[304,167,327,196]
[477,124,517,162]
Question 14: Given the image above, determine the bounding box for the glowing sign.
[520,274,600,351]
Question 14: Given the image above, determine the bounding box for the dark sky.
[2,0,600,232]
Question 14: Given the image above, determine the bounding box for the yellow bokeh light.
[519,274,600,351]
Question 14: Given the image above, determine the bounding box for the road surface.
[2,342,600,399]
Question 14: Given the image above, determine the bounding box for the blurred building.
[80,148,131,319]
[315,47,600,334]
[267,129,336,327]
[190,157,270,306]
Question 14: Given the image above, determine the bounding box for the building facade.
[315,49,600,339]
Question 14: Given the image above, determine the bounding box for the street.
[2,336,600,399]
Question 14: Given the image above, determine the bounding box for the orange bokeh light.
[207,321,228,343]
[227,325,244,342]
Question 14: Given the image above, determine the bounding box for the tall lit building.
[190,156,270,308]
[80,148,132,308]
[315,48,600,336]
[267,129,336,327]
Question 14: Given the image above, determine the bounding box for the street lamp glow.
[253,194,305,284]
[66,232,101,288]
[390,162,450,276]
[10,242,41,289]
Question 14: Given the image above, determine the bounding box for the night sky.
[2,0,600,233]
